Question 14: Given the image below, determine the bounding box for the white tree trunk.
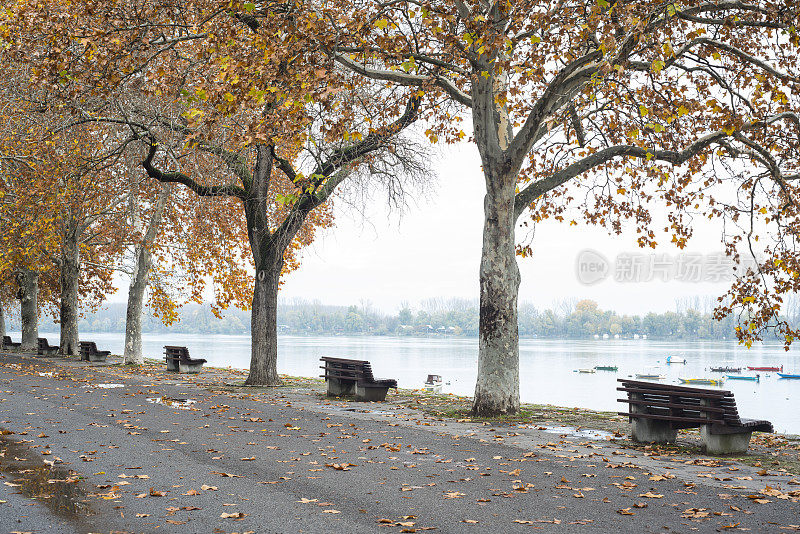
[123,186,170,365]
[472,170,521,416]
[470,66,522,415]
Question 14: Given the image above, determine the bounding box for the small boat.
[679,378,724,386]
[710,366,741,373]
[575,368,596,374]
[594,365,618,371]
[635,373,665,379]
[777,373,800,379]
[726,374,759,382]
[748,365,783,372]
[424,374,442,392]
[666,356,686,364]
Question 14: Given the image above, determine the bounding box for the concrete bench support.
[631,417,678,444]
[629,392,678,443]
[178,362,204,374]
[355,383,391,402]
[700,426,752,455]
[326,378,356,397]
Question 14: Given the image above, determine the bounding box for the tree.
[0,57,131,355]
[5,1,427,383]
[330,0,799,414]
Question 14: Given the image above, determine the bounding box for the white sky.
[278,141,734,315]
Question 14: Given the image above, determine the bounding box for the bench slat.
[617,398,726,413]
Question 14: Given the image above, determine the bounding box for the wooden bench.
[164,346,206,374]
[79,341,111,363]
[37,338,59,357]
[320,357,397,401]
[2,335,21,351]
[617,378,773,454]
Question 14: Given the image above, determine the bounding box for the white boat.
[575,368,596,374]
[635,373,665,379]
[424,374,442,392]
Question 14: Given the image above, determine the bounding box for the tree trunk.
[18,269,39,351]
[123,246,151,365]
[472,169,521,416]
[245,261,282,386]
[0,300,6,341]
[59,232,81,356]
[124,186,170,365]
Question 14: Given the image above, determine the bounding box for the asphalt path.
[0,352,798,534]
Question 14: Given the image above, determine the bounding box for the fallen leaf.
[220,512,247,519]
[638,492,664,499]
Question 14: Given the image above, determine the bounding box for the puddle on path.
[146,396,197,409]
[0,431,93,519]
[517,424,613,440]
[325,406,394,416]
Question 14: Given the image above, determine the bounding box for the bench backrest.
[79,341,98,353]
[38,338,52,349]
[3,335,10,344]
[164,346,190,359]
[618,378,736,428]
[320,357,370,380]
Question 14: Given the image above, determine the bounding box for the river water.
[26,332,800,434]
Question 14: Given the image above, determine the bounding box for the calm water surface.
[29,332,800,434]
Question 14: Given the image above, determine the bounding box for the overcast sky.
[277,141,735,315]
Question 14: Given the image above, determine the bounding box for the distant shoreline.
[9,330,752,344]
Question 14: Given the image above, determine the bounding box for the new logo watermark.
[575,249,759,285]
[576,250,610,285]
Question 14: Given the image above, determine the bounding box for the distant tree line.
[9,297,800,342]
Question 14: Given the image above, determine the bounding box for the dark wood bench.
[37,338,59,357]
[79,341,111,363]
[617,378,773,454]
[320,357,397,401]
[164,346,206,374]
[2,335,21,351]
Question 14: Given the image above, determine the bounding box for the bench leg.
[631,418,678,444]
[700,426,752,455]
[355,384,390,402]
[178,362,203,374]
[166,360,178,372]
[88,354,108,363]
[326,378,355,397]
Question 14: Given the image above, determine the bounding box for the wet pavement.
[0,351,798,533]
